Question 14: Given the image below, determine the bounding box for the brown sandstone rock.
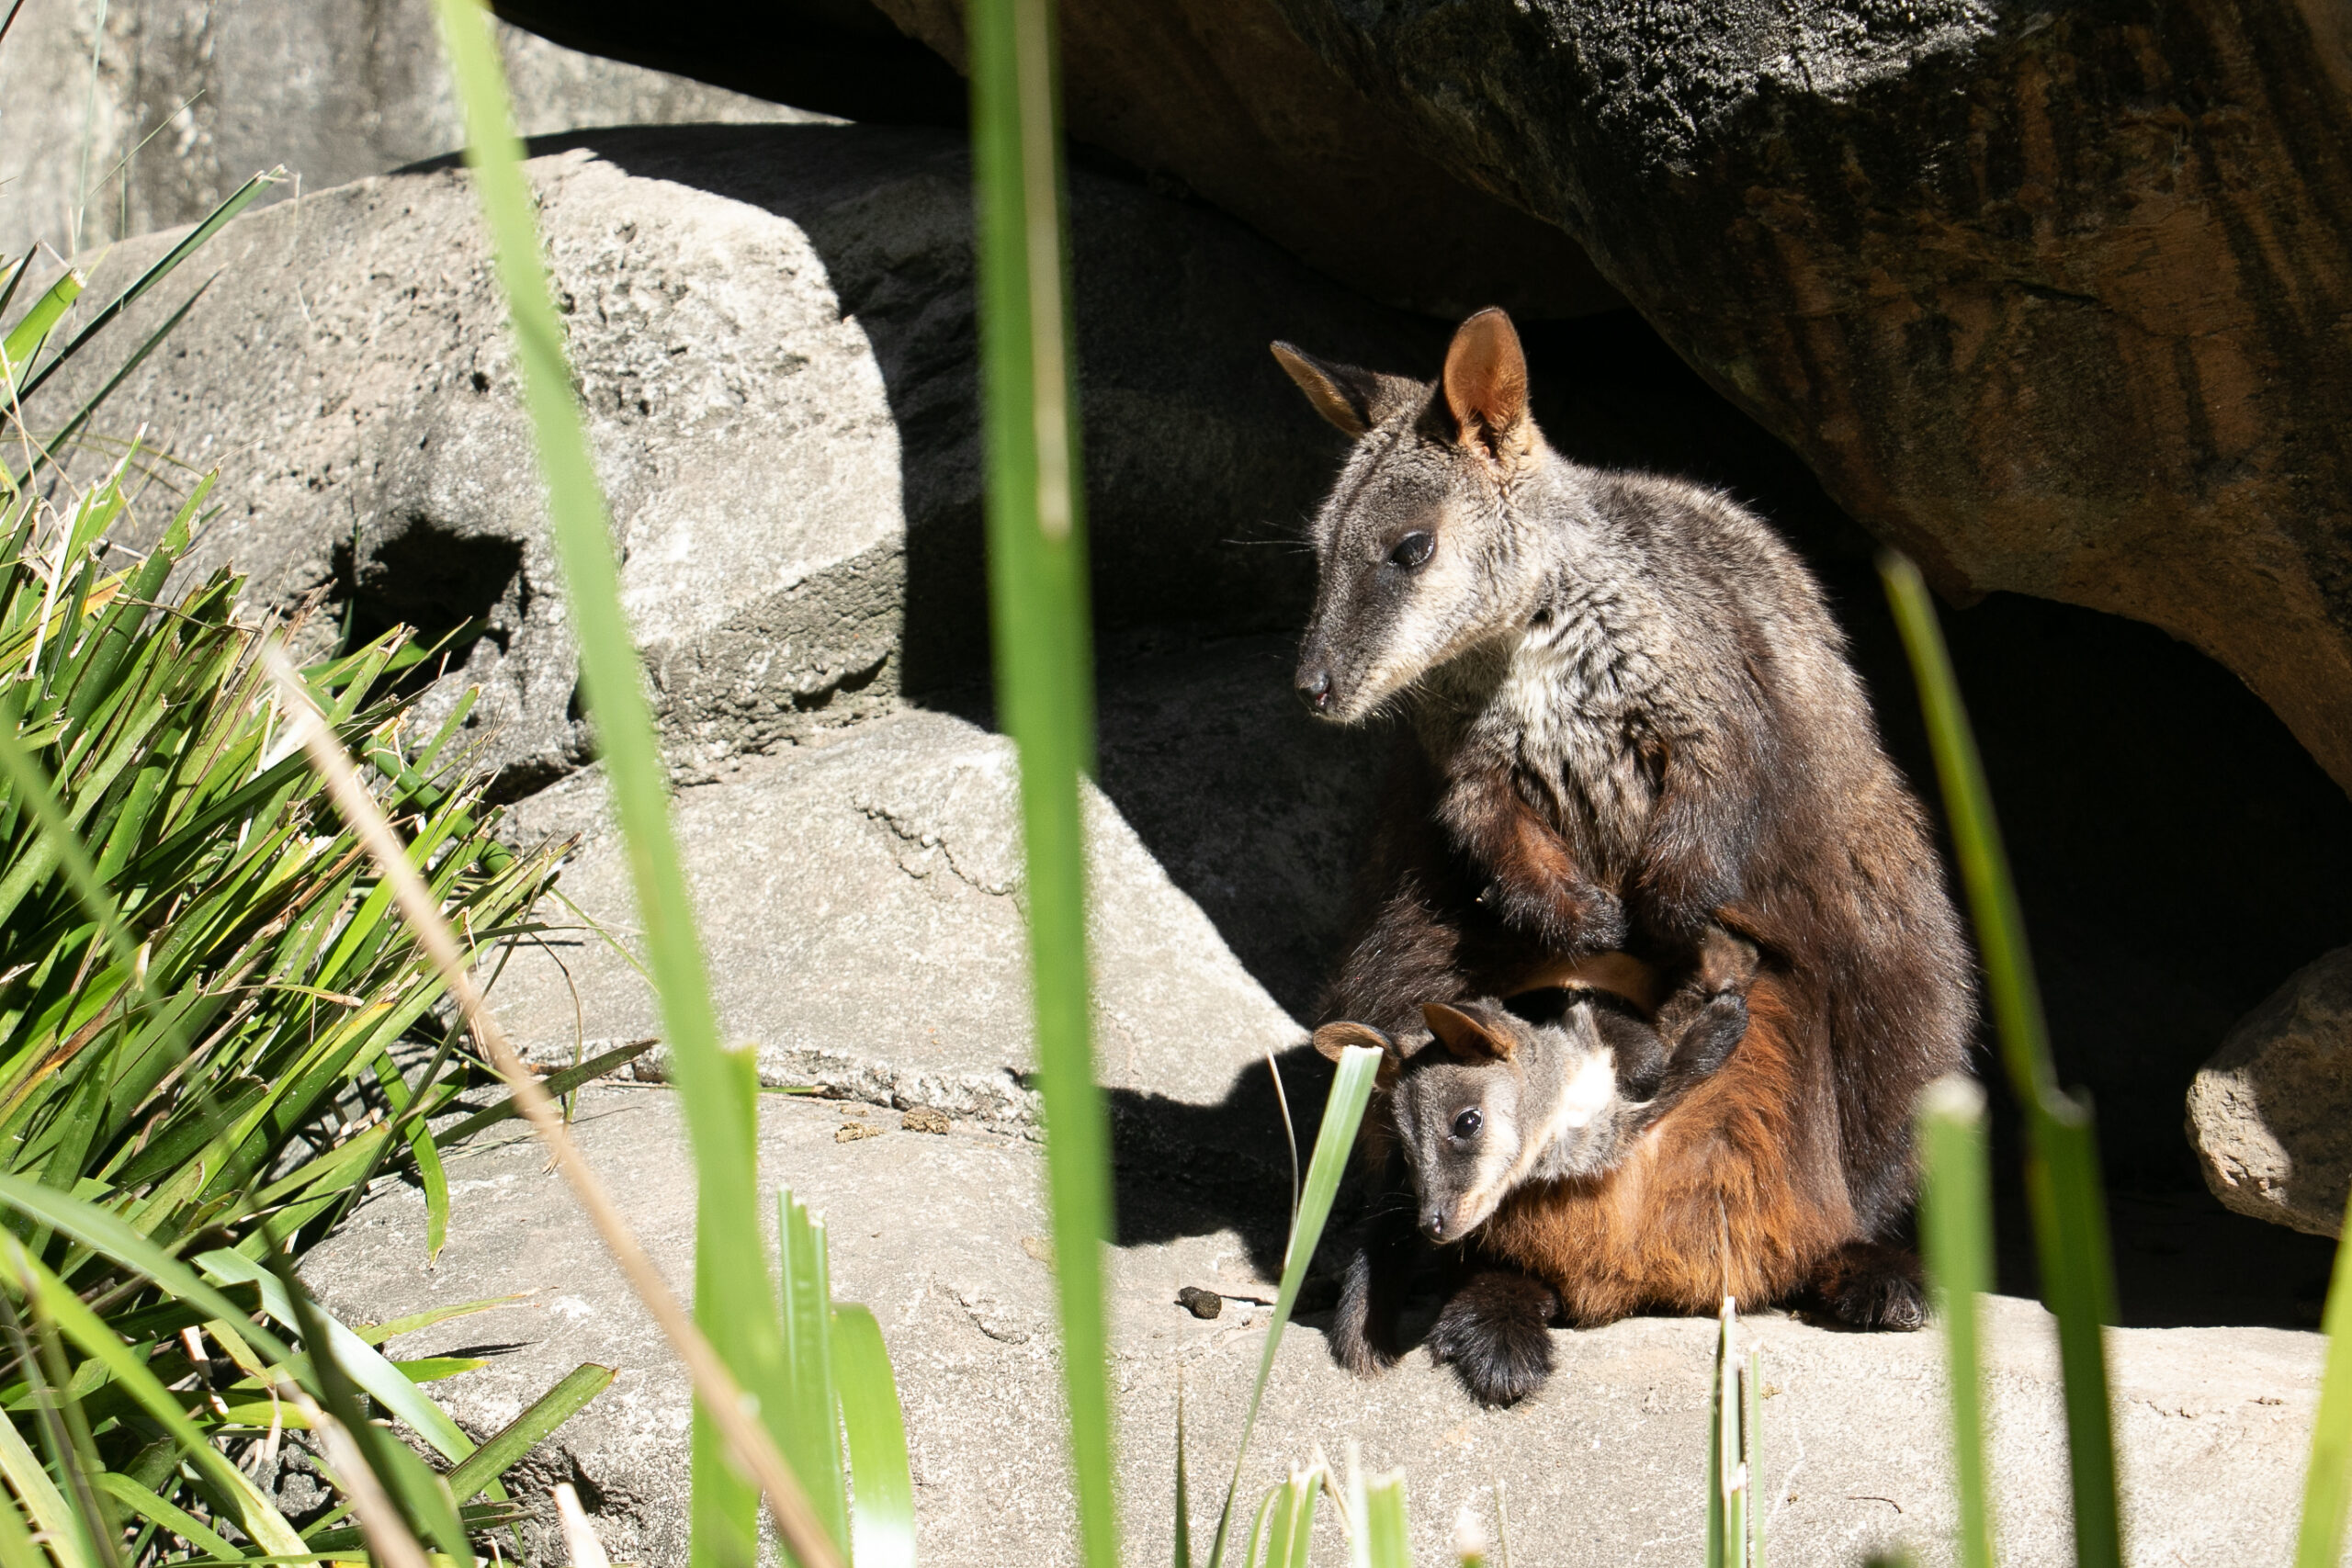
[857,0,1619,319]
[1263,0,2352,794]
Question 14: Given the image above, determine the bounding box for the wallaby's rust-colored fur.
[1476,972,1851,1324]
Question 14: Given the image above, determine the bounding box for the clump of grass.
[0,267,619,1568]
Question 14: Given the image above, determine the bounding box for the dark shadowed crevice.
[332,516,526,701]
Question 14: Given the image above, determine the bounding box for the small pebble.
[1020,1235,1055,1267]
[835,1122,883,1144]
[901,1107,953,1134]
[1177,1285,1223,1320]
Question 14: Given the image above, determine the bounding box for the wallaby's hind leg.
[1804,1239,1928,1330]
[1428,1269,1560,1405]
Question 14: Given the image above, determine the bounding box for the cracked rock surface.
[490,699,1320,1136]
[301,1088,2324,1568]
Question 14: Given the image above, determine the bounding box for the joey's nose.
[1423,1208,1447,1241]
[1296,665,1333,714]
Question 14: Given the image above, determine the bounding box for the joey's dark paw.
[1329,1246,1402,1377]
[1810,1242,1928,1331]
[1427,1272,1559,1406]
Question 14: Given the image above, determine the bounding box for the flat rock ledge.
[488,705,1311,1143]
[303,1088,2323,1568]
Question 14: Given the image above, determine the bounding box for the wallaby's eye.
[1387,532,1434,570]
[1451,1107,1483,1140]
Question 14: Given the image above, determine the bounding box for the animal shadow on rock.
[1104,1042,1340,1292]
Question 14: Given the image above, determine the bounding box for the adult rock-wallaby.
[1272,309,1973,1385]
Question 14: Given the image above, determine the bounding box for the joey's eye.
[1451,1107,1483,1140]
[1386,532,1434,570]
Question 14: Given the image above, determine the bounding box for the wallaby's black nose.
[1296,666,1333,714]
[1423,1210,1447,1240]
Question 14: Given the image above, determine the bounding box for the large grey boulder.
[2189,946,2352,1237]
[302,1084,2325,1568]
[0,0,808,260]
[40,123,1432,792]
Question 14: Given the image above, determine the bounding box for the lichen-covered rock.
[2191,946,2352,1236]
[1262,0,2352,795]
[38,123,1434,788]
[0,0,808,259]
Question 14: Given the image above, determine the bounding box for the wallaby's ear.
[1271,342,1420,438]
[1422,1000,1519,1061]
[1441,307,1531,457]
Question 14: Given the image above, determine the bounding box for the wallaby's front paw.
[1480,875,1625,953]
[1428,1271,1559,1406]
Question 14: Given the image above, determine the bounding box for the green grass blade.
[32,284,217,487]
[1878,554,2055,1106]
[1355,1472,1408,1568]
[196,1251,477,1466]
[1,273,85,389]
[431,1041,655,1144]
[0,1176,296,1366]
[1706,1307,1725,1568]
[1918,1075,1996,1568]
[10,1244,304,1555]
[426,12,778,1564]
[1173,1378,1192,1568]
[2025,1101,2120,1567]
[95,1472,243,1560]
[1881,552,2121,1568]
[0,1391,74,1558]
[967,0,1114,1559]
[2297,1185,2352,1566]
[269,1247,473,1568]
[1205,1045,1380,1568]
[441,1364,615,1505]
[17,169,280,405]
[831,1304,913,1568]
[777,1193,848,1562]
[0,1482,60,1568]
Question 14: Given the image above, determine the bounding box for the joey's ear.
[1312,1020,1433,1090]
[1441,307,1531,457]
[1422,1000,1519,1061]
[1272,342,1420,438]
[1311,1021,1395,1065]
